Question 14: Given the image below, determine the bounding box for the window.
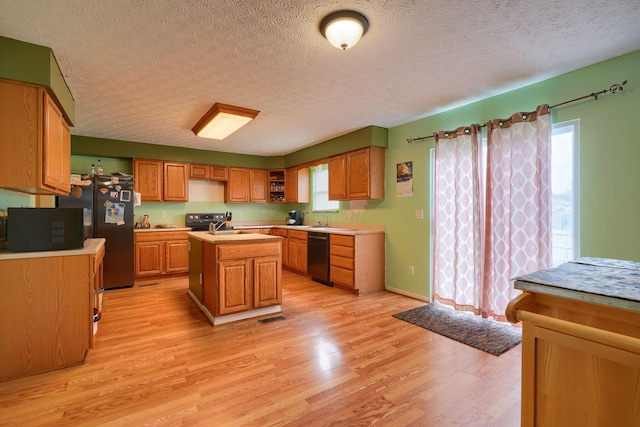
[551,120,579,266]
[310,164,339,212]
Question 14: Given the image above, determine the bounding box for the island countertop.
[187,231,283,243]
[0,238,106,261]
[513,257,640,312]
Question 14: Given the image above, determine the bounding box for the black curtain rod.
[406,80,628,143]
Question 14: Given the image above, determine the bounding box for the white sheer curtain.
[432,105,552,321]
[482,105,552,320]
[432,125,484,313]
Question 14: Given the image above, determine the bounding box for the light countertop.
[187,231,283,243]
[0,238,106,261]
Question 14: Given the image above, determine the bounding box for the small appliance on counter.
[287,210,304,225]
[185,213,233,232]
[6,207,85,252]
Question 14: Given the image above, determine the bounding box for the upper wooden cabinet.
[328,155,347,200]
[250,169,268,203]
[284,166,310,203]
[134,159,188,202]
[226,167,250,202]
[163,162,189,201]
[0,79,71,196]
[190,164,228,181]
[226,167,268,203]
[329,147,385,200]
[269,169,285,203]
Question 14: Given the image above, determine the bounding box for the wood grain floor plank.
[0,270,521,426]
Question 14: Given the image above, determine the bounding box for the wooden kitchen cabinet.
[269,228,289,267]
[284,166,310,203]
[0,79,71,196]
[328,147,385,200]
[133,159,188,202]
[250,169,268,203]
[0,239,105,381]
[190,163,228,181]
[134,230,189,280]
[328,154,347,200]
[163,162,189,201]
[201,240,282,317]
[226,167,268,203]
[287,229,308,274]
[226,167,250,202]
[330,232,385,295]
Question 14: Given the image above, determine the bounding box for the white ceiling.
[1,0,639,156]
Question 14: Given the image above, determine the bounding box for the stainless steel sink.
[309,227,355,232]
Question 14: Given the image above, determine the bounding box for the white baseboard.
[385,286,430,303]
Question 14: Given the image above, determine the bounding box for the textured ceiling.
[1,0,639,156]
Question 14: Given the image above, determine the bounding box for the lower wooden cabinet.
[134,231,189,279]
[287,229,308,274]
[269,228,289,266]
[330,232,385,295]
[202,240,282,317]
[0,239,105,381]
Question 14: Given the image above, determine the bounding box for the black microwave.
[7,208,85,252]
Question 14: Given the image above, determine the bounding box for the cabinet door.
[134,241,164,276]
[218,259,252,315]
[226,167,249,202]
[163,162,188,202]
[42,93,70,194]
[249,169,268,203]
[287,239,299,270]
[210,165,228,181]
[134,159,163,201]
[284,167,297,203]
[298,239,308,274]
[165,241,189,273]
[190,164,210,180]
[346,148,370,199]
[254,256,281,307]
[328,154,347,200]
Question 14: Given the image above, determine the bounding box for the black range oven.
[185,213,232,232]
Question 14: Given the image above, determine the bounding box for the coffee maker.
[286,210,303,225]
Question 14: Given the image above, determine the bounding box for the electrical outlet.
[409,266,414,275]
[160,211,166,218]
[271,211,276,217]
[415,209,424,220]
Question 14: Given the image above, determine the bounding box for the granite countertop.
[187,231,283,243]
[0,238,106,261]
[513,257,640,312]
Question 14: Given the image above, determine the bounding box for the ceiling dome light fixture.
[320,10,369,50]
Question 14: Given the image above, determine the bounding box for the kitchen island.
[506,257,640,426]
[187,231,283,325]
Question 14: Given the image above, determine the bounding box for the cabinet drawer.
[270,229,288,237]
[330,254,353,270]
[330,234,354,247]
[330,244,354,258]
[135,231,188,242]
[331,266,354,287]
[217,242,281,260]
[288,230,307,240]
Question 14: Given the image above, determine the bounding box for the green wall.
[0,36,75,124]
[384,49,640,298]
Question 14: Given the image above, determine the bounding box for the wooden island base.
[187,232,283,325]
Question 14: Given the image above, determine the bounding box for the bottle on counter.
[97,160,104,175]
[90,164,96,177]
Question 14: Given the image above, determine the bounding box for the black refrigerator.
[57,175,135,289]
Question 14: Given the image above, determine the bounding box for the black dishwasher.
[307,232,331,286]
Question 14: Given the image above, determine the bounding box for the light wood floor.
[0,271,522,426]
